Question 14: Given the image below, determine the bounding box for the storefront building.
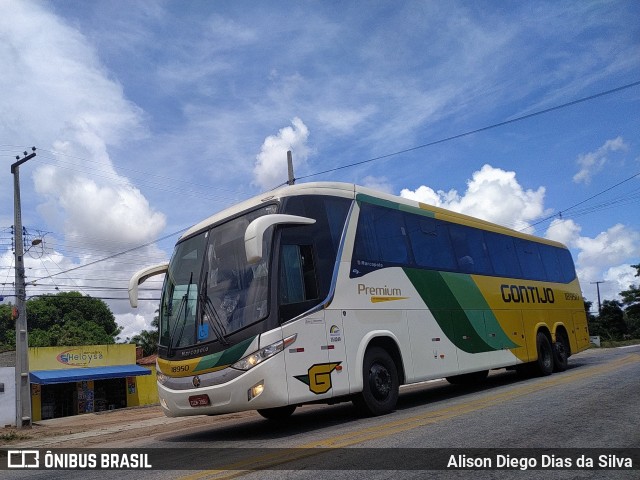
[29,344,154,421]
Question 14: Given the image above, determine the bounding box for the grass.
[600,338,640,348]
[0,430,31,443]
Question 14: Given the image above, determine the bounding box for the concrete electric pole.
[11,147,36,429]
[591,280,605,315]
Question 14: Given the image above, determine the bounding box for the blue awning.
[30,365,151,385]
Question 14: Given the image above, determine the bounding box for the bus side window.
[354,203,411,265]
[406,216,456,271]
[279,244,319,321]
[515,239,546,280]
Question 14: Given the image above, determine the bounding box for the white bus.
[129,182,590,419]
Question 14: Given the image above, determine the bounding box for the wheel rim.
[542,344,553,369]
[368,364,391,401]
[556,341,567,362]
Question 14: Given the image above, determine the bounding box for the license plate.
[189,394,210,407]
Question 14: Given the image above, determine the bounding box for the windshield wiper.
[167,272,193,356]
[200,272,230,346]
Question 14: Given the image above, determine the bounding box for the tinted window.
[557,248,577,282]
[539,244,563,282]
[279,244,319,305]
[485,232,521,278]
[350,200,577,284]
[405,215,456,270]
[515,239,545,280]
[354,203,410,265]
[448,224,492,274]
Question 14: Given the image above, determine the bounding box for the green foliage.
[0,292,122,349]
[129,313,159,357]
[596,300,627,341]
[591,263,640,342]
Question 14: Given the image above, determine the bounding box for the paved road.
[3,345,639,480]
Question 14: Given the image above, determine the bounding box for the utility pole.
[12,147,36,429]
[591,280,605,315]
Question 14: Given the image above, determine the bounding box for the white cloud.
[574,224,639,272]
[253,117,311,190]
[602,264,638,302]
[401,164,549,232]
[545,218,582,246]
[317,106,377,135]
[1,2,165,249]
[548,221,640,303]
[34,165,166,250]
[573,136,628,184]
[361,176,394,194]
[0,2,167,338]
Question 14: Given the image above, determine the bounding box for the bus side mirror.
[129,263,169,308]
[245,214,316,264]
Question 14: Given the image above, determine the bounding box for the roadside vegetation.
[587,263,640,346]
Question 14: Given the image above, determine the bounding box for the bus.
[129,182,590,419]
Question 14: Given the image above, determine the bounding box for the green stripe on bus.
[441,272,519,350]
[194,336,256,372]
[404,268,516,353]
[356,193,435,218]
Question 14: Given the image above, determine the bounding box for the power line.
[524,170,640,232]
[7,80,640,286]
[30,227,186,284]
[296,80,640,181]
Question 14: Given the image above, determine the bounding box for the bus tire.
[257,405,296,421]
[534,331,554,376]
[446,370,489,385]
[353,346,399,416]
[553,331,569,372]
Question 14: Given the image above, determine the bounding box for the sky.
[1,0,639,340]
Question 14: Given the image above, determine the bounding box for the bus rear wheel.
[353,347,399,416]
[534,331,554,376]
[553,331,569,372]
[257,405,296,421]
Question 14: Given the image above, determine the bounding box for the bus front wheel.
[257,405,296,421]
[353,347,399,416]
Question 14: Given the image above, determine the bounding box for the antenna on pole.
[286,150,295,185]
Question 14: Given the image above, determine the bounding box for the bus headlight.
[232,334,297,371]
[248,380,265,401]
[157,371,168,385]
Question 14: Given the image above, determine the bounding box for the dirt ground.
[0,404,254,448]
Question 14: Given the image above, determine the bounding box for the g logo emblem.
[294,362,341,394]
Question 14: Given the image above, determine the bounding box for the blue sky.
[1,1,639,338]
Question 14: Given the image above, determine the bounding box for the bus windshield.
[159,205,275,350]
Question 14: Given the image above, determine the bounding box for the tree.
[0,292,122,348]
[27,291,120,338]
[584,300,603,337]
[598,300,627,340]
[620,263,640,338]
[130,312,159,357]
[0,304,13,351]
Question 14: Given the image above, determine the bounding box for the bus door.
[282,313,331,404]
[278,242,332,404]
[407,309,458,380]
[324,310,349,397]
